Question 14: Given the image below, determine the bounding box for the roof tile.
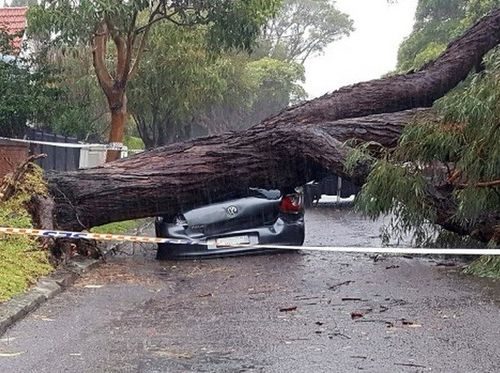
[0,7,28,52]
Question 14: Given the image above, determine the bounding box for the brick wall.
[0,139,28,179]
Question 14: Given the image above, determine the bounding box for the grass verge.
[91,219,144,235]
[0,165,53,302]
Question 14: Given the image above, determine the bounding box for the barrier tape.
[0,137,124,150]
[1,226,499,255]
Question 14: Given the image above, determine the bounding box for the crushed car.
[155,187,304,259]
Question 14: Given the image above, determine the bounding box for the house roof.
[0,7,28,52]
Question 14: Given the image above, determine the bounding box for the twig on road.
[394,362,427,368]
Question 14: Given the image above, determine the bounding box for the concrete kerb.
[0,258,99,337]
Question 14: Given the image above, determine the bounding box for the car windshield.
[248,188,281,200]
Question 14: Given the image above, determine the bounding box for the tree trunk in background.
[43,9,500,241]
[105,93,128,162]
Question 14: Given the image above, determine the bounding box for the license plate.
[215,235,250,247]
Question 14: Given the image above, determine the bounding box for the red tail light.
[279,192,303,214]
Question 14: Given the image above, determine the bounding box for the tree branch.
[128,6,167,80]
[456,179,500,188]
[105,17,127,84]
[121,11,138,83]
[91,21,113,96]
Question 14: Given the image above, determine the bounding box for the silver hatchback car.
[155,188,305,259]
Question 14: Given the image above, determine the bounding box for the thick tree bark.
[47,109,431,228]
[45,9,500,242]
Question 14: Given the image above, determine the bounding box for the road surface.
[1,206,499,372]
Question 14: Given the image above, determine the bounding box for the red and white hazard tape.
[0,226,498,255]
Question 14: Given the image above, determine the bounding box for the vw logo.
[226,205,238,217]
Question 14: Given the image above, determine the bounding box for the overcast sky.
[304,0,418,98]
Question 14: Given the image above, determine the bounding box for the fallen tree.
[34,9,500,242]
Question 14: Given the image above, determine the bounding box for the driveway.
[0,206,499,372]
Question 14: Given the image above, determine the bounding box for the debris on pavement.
[330,331,352,339]
[328,280,354,290]
[401,319,422,328]
[394,362,427,368]
[351,311,365,320]
[279,306,297,312]
[197,293,213,298]
[341,297,363,301]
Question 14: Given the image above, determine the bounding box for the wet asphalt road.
[1,205,499,372]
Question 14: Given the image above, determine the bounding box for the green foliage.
[91,219,143,234]
[464,256,500,277]
[396,0,499,71]
[129,21,306,147]
[256,0,353,63]
[344,140,382,175]
[433,48,500,222]
[0,28,15,55]
[41,48,109,141]
[0,164,52,302]
[128,22,228,147]
[355,160,437,246]
[356,47,500,247]
[0,55,62,138]
[359,1,500,252]
[28,0,281,52]
[206,0,282,52]
[247,56,306,108]
[27,1,281,144]
[124,135,144,150]
[396,121,464,164]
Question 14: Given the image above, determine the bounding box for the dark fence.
[26,129,80,172]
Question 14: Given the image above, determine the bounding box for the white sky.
[304,0,418,98]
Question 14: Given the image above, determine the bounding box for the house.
[0,6,27,55]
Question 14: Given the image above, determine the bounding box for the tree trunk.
[105,93,128,162]
[43,9,500,241]
[47,109,425,230]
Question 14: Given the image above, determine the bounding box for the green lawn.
[0,166,53,302]
[91,219,144,234]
